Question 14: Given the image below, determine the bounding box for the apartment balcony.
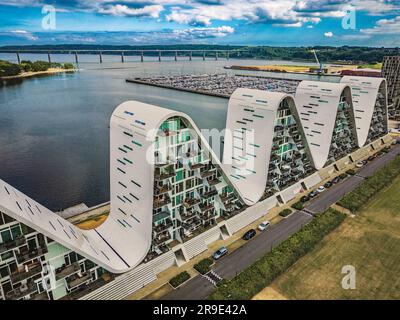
[16,246,48,264]
[180,208,198,221]
[10,262,42,284]
[207,178,221,186]
[201,190,218,200]
[31,291,50,300]
[219,193,234,203]
[199,211,217,221]
[66,272,92,290]
[199,203,214,213]
[153,231,171,245]
[55,262,81,281]
[183,197,201,209]
[154,183,172,196]
[153,219,173,234]
[158,128,178,137]
[0,236,26,254]
[154,161,175,169]
[200,170,214,179]
[182,218,202,232]
[6,281,37,300]
[189,163,204,170]
[153,196,171,209]
[154,171,175,181]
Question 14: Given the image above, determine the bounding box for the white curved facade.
[0,81,389,281]
[295,81,358,170]
[223,89,295,205]
[340,76,388,146]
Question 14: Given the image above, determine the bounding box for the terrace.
[55,262,81,281]
[16,246,48,264]
[10,262,42,283]
[0,236,26,254]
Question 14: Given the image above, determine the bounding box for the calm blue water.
[0,54,338,210]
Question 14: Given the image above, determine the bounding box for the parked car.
[242,229,257,240]
[317,186,326,193]
[300,195,310,203]
[368,155,375,161]
[339,173,348,180]
[309,190,318,198]
[332,176,341,184]
[213,247,228,260]
[258,221,271,231]
[356,161,364,168]
[324,181,333,188]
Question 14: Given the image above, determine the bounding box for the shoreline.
[0,68,75,81]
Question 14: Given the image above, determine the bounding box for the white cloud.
[10,29,38,41]
[173,25,235,38]
[360,15,400,34]
[98,4,164,18]
[324,31,333,37]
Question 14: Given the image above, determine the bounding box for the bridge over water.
[0,49,248,64]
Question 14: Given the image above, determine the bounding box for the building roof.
[340,76,387,146]
[295,81,357,170]
[223,88,300,205]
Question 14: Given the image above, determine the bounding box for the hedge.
[279,208,293,217]
[291,201,304,210]
[338,155,400,213]
[0,60,21,77]
[208,209,346,300]
[194,258,214,275]
[346,169,356,176]
[169,271,191,288]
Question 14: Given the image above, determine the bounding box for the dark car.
[324,181,333,188]
[309,190,318,198]
[242,229,256,241]
[368,156,375,161]
[332,176,341,184]
[300,195,310,203]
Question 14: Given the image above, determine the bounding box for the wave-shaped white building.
[0,78,389,300]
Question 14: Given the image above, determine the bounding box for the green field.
[270,175,400,300]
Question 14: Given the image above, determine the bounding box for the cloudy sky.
[0,0,399,46]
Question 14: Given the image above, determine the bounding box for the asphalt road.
[163,211,312,300]
[162,143,400,301]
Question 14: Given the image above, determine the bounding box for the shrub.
[31,60,51,72]
[63,63,75,70]
[208,209,346,300]
[279,208,292,217]
[169,271,191,288]
[346,169,356,176]
[0,60,21,77]
[338,156,400,213]
[291,201,304,210]
[194,258,214,275]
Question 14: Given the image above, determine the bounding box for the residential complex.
[382,56,400,120]
[0,77,389,300]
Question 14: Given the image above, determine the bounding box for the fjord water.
[0,54,336,210]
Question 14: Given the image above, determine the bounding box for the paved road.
[163,211,312,300]
[162,143,400,300]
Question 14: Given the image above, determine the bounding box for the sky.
[0,0,400,46]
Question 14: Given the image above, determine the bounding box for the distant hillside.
[0,45,399,63]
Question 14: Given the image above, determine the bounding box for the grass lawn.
[269,175,400,300]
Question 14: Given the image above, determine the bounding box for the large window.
[0,229,12,243]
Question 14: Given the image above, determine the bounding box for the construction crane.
[310,49,324,74]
